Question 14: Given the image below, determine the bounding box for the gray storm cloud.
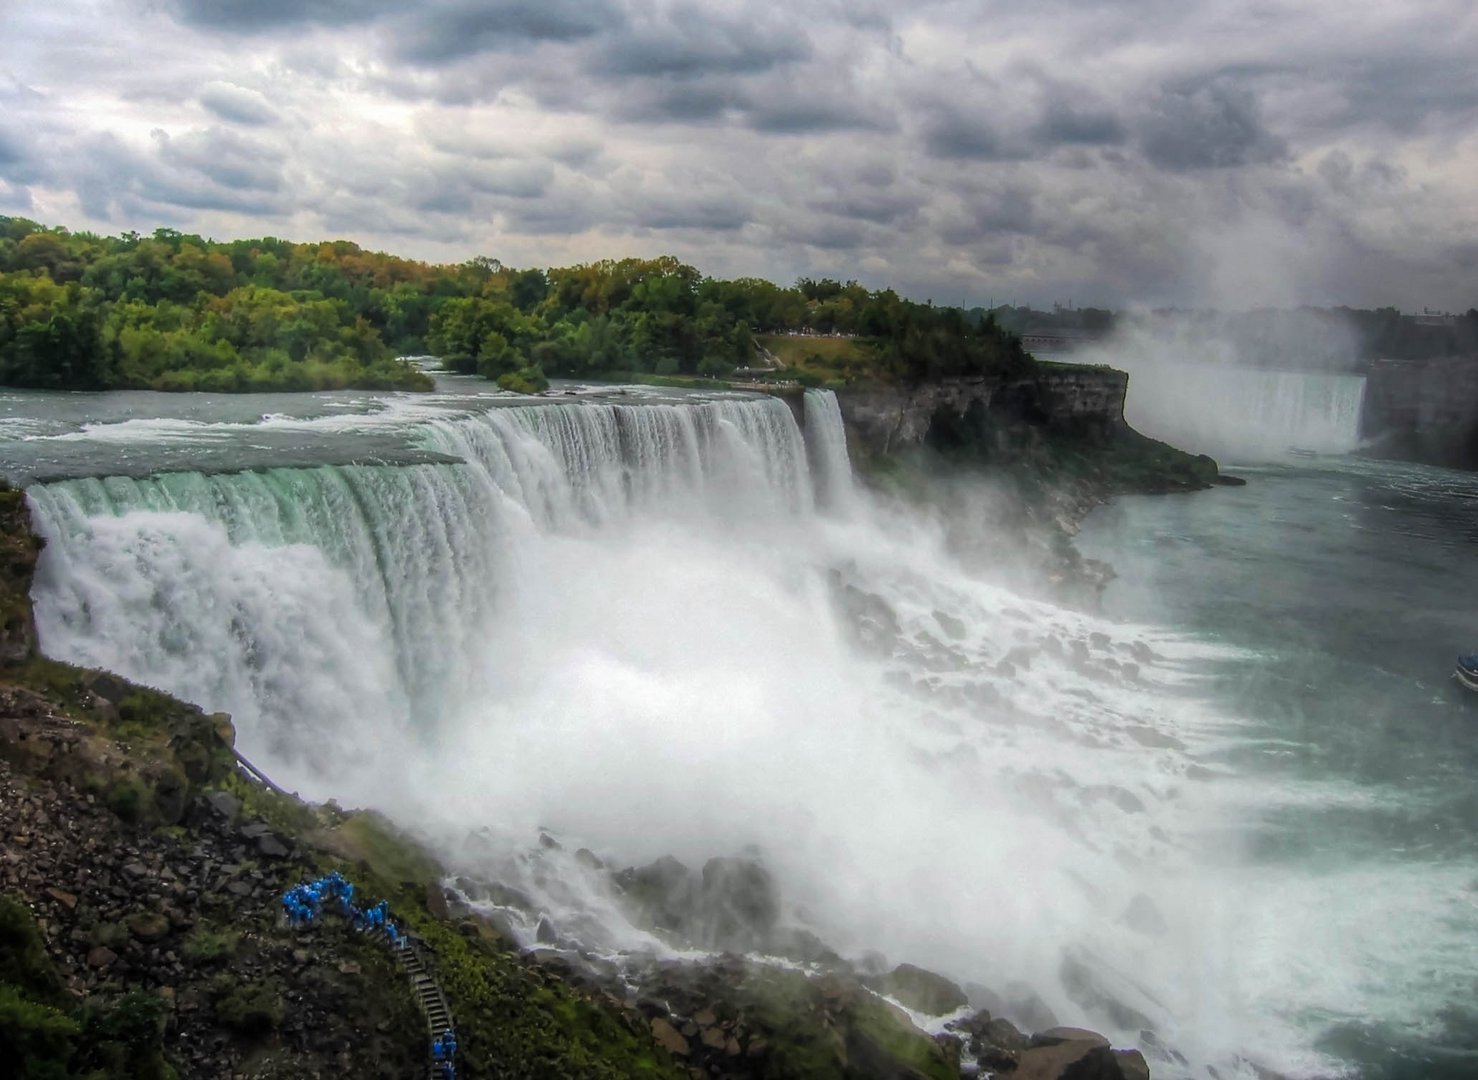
[0,0,1474,309]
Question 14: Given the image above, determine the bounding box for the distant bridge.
[1019,330,1103,354]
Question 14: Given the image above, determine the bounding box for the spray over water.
[1075,316,1369,463]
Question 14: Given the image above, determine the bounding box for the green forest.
[0,217,1029,394]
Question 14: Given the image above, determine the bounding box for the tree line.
[0,217,1030,394]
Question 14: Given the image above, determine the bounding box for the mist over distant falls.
[1116,358,1368,462]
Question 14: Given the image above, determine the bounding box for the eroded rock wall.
[1360,356,1478,470]
[835,365,1127,458]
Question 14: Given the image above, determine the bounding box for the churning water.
[5,377,1475,1079]
[1078,456,1478,1080]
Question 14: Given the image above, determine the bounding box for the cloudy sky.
[2,0,1476,310]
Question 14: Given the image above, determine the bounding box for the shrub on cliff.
[1,896,64,1003]
[497,364,549,394]
[0,985,80,1080]
[75,991,174,1080]
[212,978,284,1034]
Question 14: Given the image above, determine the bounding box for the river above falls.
[0,376,751,484]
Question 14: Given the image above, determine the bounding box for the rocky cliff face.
[1,485,42,665]
[1360,356,1478,470]
[835,365,1127,458]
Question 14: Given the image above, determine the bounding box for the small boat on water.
[1457,655,1478,693]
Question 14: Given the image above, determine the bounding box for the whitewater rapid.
[20,385,1368,1078]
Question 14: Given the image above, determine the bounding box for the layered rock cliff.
[834,363,1129,458]
[1360,356,1478,470]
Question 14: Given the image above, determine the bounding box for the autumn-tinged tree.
[0,213,1044,392]
[0,273,106,388]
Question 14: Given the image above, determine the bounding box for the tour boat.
[1456,655,1478,693]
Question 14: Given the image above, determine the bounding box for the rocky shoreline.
[3,481,1163,1079]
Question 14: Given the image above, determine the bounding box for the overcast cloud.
[2,0,1475,309]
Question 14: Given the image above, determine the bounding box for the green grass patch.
[0,895,65,1005]
[5,659,95,715]
[309,811,442,889]
[589,371,735,391]
[1037,358,1117,373]
[210,977,283,1034]
[218,771,320,839]
[756,334,877,384]
[0,983,80,1080]
[181,926,240,966]
[409,916,684,1079]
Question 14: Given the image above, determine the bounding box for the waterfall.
[416,396,813,527]
[26,394,815,792]
[20,386,1320,1075]
[27,464,504,783]
[1115,359,1368,462]
[803,389,856,511]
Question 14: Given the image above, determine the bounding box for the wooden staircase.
[389,932,456,1079]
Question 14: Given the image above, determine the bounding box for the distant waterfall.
[1118,360,1368,462]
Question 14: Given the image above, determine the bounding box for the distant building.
[1019,327,1104,354]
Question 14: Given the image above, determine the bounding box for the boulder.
[1015,1041,1127,1080]
[201,790,242,823]
[613,855,695,935]
[964,981,1006,1014]
[947,1010,1032,1073]
[650,1017,690,1057]
[126,911,171,944]
[254,832,290,858]
[698,856,779,950]
[1116,1049,1151,1080]
[424,882,451,920]
[1034,1027,1110,1048]
[85,671,133,705]
[1001,981,1060,1034]
[1120,894,1168,937]
[769,926,849,971]
[1060,955,1156,1033]
[866,963,969,1016]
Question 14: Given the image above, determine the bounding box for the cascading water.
[803,387,857,512]
[18,385,1424,1079]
